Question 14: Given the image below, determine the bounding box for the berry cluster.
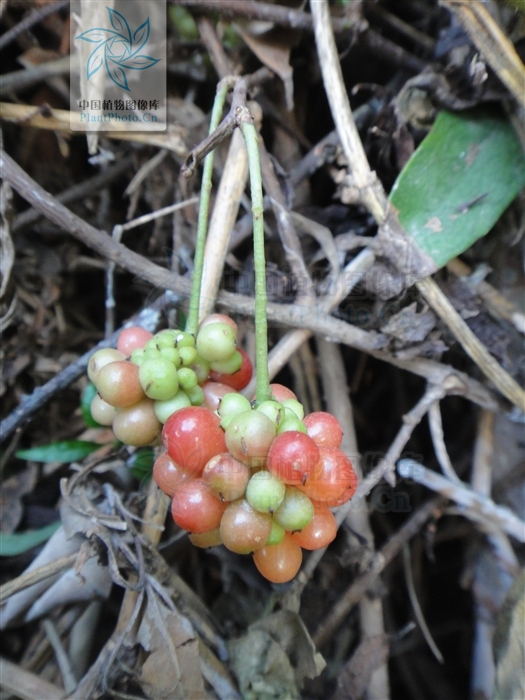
[88,314,358,584]
[87,314,253,447]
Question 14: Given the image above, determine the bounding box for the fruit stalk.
[186,80,230,337]
[240,118,271,404]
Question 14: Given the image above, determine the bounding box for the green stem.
[241,120,271,404]
[185,81,230,336]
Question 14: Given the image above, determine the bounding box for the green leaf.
[0,521,61,556]
[16,440,101,463]
[81,382,101,428]
[389,109,525,269]
[126,448,155,480]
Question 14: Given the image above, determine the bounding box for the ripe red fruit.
[291,503,337,550]
[117,326,154,355]
[267,431,321,486]
[153,452,186,497]
[210,348,253,391]
[201,381,236,412]
[202,453,250,501]
[171,478,226,533]
[303,412,343,448]
[219,499,272,554]
[297,447,357,504]
[162,406,227,477]
[253,533,303,583]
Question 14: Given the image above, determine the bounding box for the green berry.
[266,521,285,546]
[277,416,308,435]
[282,399,304,420]
[177,367,198,390]
[256,400,284,428]
[196,323,236,362]
[210,350,242,375]
[130,348,145,366]
[186,384,204,406]
[154,391,191,423]
[273,486,314,531]
[179,346,198,367]
[190,355,211,384]
[246,471,286,513]
[139,358,179,400]
[160,347,180,365]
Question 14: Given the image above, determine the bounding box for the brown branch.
[312,497,445,648]
[0,0,68,52]
[0,554,77,605]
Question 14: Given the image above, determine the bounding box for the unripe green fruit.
[210,350,242,375]
[225,410,276,467]
[256,400,284,428]
[177,367,198,390]
[87,348,125,383]
[144,338,160,352]
[179,346,198,366]
[246,471,286,513]
[218,393,252,427]
[143,348,161,362]
[154,391,191,423]
[273,486,314,531]
[186,384,204,406]
[196,323,236,362]
[139,358,179,400]
[277,416,308,435]
[190,355,211,384]
[173,330,195,349]
[130,348,145,366]
[266,521,285,546]
[282,399,304,420]
[160,347,180,365]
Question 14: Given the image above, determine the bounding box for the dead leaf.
[229,629,299,700]
[137,592,206,700]
[382,303,437,344]
[236,25,298,110]
[332,634,390,700]
[0,465,37,533]
[253,610,326,686]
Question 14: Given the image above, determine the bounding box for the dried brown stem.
[313,497,445,648]
[0,553,77,605]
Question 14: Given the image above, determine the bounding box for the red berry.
[219,499,272,554]
[291,503,337,550]
[297,447,357,505]
[153,452,186,497]
[202,453,250,501]
[303,412,343,448]
[267,431,320,486]
[117,326,154,355]
[162,406,227,477]
[210,348,253,391]
[253,533,303,583]
[171,478,226,533]
[95,360,145,408]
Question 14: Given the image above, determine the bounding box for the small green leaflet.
[126,448,155,480]
[389,109,525,269]
[0,521,60,556]
[81,382,101,428]
[16,440,101,463]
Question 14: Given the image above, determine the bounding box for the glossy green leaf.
[0,521,61,556]
[389,109,525,269]
[126,448,155,480]
[81,382,101,428]
[16,440,101,463]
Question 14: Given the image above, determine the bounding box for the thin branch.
[0,553,77,604]
[0,0,68,52]
[428,401,461,483]
[312,497,445,648]
[397,459,525,542]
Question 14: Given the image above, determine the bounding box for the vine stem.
[240,117,271,404]
[185,80,231,336]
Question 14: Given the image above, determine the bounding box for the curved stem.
[185,80,230,336]
[240,120,271,404]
